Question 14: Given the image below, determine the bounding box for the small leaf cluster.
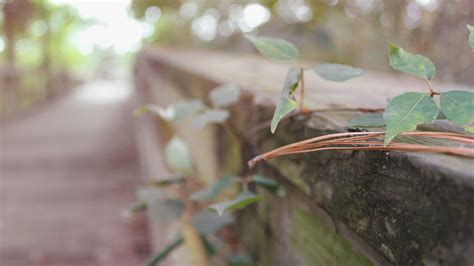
[246,35,364,133]
[134,83,241,129]
[131,83,284,265]
[247,27,474,145]
[352,42,474,145]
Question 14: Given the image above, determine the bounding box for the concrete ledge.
[133,47,474,266]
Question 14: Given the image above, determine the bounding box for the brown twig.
[248,131,474,168]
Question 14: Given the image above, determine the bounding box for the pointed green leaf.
[144,236,183,266]
[165,136,193,175]
[245,35,299,61]
[209,84,241,107]
[191,176,239,201]
[192,211,234,235]
[312,64,364,82]
[134,100,205,122]
[271,67,302,133]
[384,92,438,145]
[208,191,261,216]
[251,174,285,197]
[348,113,386,127]
[191,109,230,129]
[468,25,474,49]
[440,91,474,131]
[388,43,436,80]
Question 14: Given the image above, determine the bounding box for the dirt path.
[0,81,149,266]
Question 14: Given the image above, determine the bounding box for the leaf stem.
[299,69,307,112]
[424,79,439,97]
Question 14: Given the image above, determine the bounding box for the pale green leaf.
[191,109,230,129]
[165,136,193,175]
[134,100,205,122]
[192,211,234,235]
[145,236,183,266]
[147,199,184,223]
[348,113,386,127]
[440,91,474,130]
[208,191,261,216]
[191,176,239,201]
[251,175,285,197]
[209,84,241,107]
[245,35,299,61]
[271,67,302,133]
[312,64,364,82]
[388,43,436,80]
[468,25,474,49]
[384,92,438,145]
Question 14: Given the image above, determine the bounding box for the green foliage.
[134,100,205,122]
[312,64,364,82]
[191,176,239,202]
[209,84,241,108]
[251,175,286,197]
[227,253,253,266]
[388,43,436,80]
[245,35,299,61]
[383,92,438,145]
[440,91,474,132]
[209,191,262,216]
[144,236,183,266]
[271,67,302,133]
[164,137,193,175]
[191,109,230,129]
[348,114,385,127]
[192,211,234,235]
[149,176,186,187]
[147,199,184,223]
[468,25,474,49]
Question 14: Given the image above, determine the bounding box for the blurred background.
[1,0,473,115]
[0,0,473,265]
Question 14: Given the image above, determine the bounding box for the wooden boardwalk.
[0,81,149,265]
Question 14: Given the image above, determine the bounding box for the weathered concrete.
[134,47,474,266]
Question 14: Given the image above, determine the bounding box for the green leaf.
[384,92,438,145]
[388,43,436,80]
[144,236,183,266]
[149,176,186,187]
[251,175,285,197]
[440,91,474,131]
[271,67,302,133]
[227,253,253,266]
[192,211,234,235]
[165,136,193,175]
[191,109,230,129]
[245,35,299,61]
[191,176,239,201]
[468,25,474,49]
[312,63,364,82]
[147,199,184,223]
[208,191,261,216]
[348,113,386,127]
[134,100,205,122]
[209,84,241,107]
